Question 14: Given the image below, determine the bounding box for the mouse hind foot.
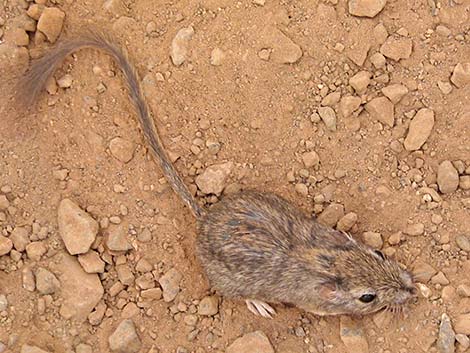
[245,299,276,319]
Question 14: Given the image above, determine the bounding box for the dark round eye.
[374,250,385,260]
[359,294,376,303]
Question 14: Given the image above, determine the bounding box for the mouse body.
[16,30,416,318]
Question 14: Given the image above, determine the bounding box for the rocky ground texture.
[0,0,470,352]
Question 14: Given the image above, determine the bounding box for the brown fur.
[16,31,416,316]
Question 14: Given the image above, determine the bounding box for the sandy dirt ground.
[0,0,470,352]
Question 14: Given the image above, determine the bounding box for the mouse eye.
[374,250,385,260]
[359,294,376,303]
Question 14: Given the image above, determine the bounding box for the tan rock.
[365,97,394,127]
[450,63,470,88]
[227,331,274,353]
[380,36,412,61]
[403,108,434,151]
[348,0,386,18]
[37,7,65,43]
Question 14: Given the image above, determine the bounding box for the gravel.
[437,161,459,194]
[195,162,233,195]
[365,97,394,127]
[450,63,470,88]
[35,267,60,295]
[159,268,182,302]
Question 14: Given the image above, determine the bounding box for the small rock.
[58,199,98,255]
[138,228,152,242]
[403,223,424,236]
[25,241,47,261]
[295,183,308,196]
[412,262,437,283]
[456,235,470,252]
[431,272,450,285]
[302,151,320,168]
[27,4,45,20]
[6,28,29,46]
[0,195,9,210]
[387,231,402,245]
[455,334,470,351]
[35,267,60,295]
[318,107,337,131]
[365,97,394,127]
[348,0,386,18]
[75,344,93,353]
[10,226,30,252]
[226,331,274,353]
[321,91,341,106]
[349,71,371,94]
[116,265,135,286]
[159,268,182,302]
[37,7,65,43]
[108,319,142,353]
[380,36,413,61]
[78,250,105,273]
[261,26,302,64]
[170,26,194,66]
[459,176,470,190]
[437,313,455,353]
[136,258,153,273]
[50,253,104,322]
[0,236,13,256]
[336,212,358,232]
[57,74,72,88]
[22,267,36,291]
[339,96,362,117]
[122,302,140,318]
[454,314,470,335]
[210,48,225,66]
[457,284,470,297]
[437,161,459,194]
[198,296,219,316]
[363,232,383,249]
[381,84,408,104]
[253,0,266,5]
[109,137,135,163]
[347,42,371,67]
[450,63,470,88]
[195,162,233,195]
[370,52,386,69]
[438,81,453,95]
[141,288,162,300]
[317,203,345,228]
[20,345,50,353]
[403,108,435,151]
[0,294,7,311]
[103,0,127,17]
[340,316,369,353]
[106,224,132,252]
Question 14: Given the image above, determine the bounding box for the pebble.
[6,28,29,46]
[75,344,93,353]
[0,195,9,210]
[380,36,413,61]
[340,316,369,353]
[363,232,383,249]
[138,228,152,242]
[22,267,36,291]
[456,235,470,252]
[295,183,308,196]
[20,345,50,353]
[370,52,386,69]
[457,285,470,297]
[403,223,424,236]
[140,288,162,300]
[253,0,266,4]
[159,268,182,302]
[195,162,233,195]
[437,313,456,353]
[0,294,7,311]
[210,48,225,66]
[136,258,153,273]
[317,203,344,228]
[381,84,408,104]
[226,331,274,353]
[302,151,320,168]
[454,314,470,335]
[348,0,386,17]
[35,267,60,295]
[403,108,435,151]
[438,81,453,95]
[103,0,127,17]
[365,97,394,127]
[339,96,362,117]
[450,63,470,88]
[58,199,98,255]
[27,4,45,20]
[337,212,358,232]
[108,319,142,353]
[0,236,13,256]
[170,26,194,66]
[50,253,104,322]
[262,27,302,64]
[25,241,47,261]
[432,272,450,285]
[37,7,65,43]
[198,296,219,316]
[57,74,72,88]
[456,334,470,351]
[318,107,337,131]
[349,71,371,94]
[106,224,132,252]
[109,137,135,163]
[412,262,437,283]
[321,91,341,106]
[78,250,105,273]
[459,176,470,190]
[437,161,459,194]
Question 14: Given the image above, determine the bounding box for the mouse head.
[310,234,416,316]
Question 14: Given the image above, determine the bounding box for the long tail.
[16,30,205,218]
